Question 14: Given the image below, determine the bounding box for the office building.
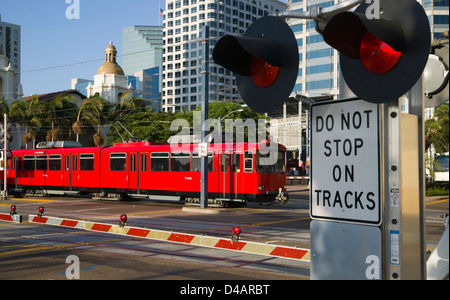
[71,78,93,97]
[122,26,163,111]
[162,0,287,112]
[122,26,163,76]
[0,15,20,82]
[425,0,449,40]
[286,0,339,100]
[127,67,161,112]
[0,15,22,103]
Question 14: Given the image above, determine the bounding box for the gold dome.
[97,41,125,75]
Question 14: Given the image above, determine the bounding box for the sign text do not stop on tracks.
[310,98,381,225]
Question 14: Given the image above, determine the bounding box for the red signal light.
[10,205,16,216]
[119,214,127,227]
[120,214,127,223]
[38,206,44,217]
[231,226,241,242]
[250,56,280,88]
[359,31,402,75]
[232,226,241,236]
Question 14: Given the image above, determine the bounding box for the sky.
[0,0,167,97]
[1,0,286,97]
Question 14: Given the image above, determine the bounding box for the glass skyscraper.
[162,0,287,112]
[122,26,164,111]
[287,0,339,100]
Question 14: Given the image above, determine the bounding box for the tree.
[106,110,190,144]
[9,97,43,148]
[42,93,77,141]
[425,105,449,154]
[73,96,108,143]
[196,102,268,142]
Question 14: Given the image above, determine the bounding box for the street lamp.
[218,108,244,138]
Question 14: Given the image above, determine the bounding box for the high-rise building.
[424,0,449,40]
[0,15,22,103]
[162,0,287,113]
[286,0,339,101]
[127,67,161,112]
[122,26,163,76]
[0,15,21,80]
[122,26,163,111]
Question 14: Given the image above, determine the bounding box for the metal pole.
[299,101,302,163]
[412,0,427,280]
[407,76,427,280]
[3,114,7,200]
[383,100,402,280]
[200,26,209,209]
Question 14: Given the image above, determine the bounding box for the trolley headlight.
[258,185,265,191]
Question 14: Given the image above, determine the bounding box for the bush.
[426,183,449,196]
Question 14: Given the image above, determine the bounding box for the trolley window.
[192,152,213,172]
[221,153,229,173]
[23,155,35,171]
[80,153,95,171]
[256,150,285,174]
[72,155,78,171]
[244,151,253,173]
[151,152,169,172]
[36,155,47,171]
[110,153,127,171]
[9,157,15,170]
[141,154,148,172]
[170,152,190,172]
[49,154,62,171]
[130,154,136,172]
[233,153,241,173]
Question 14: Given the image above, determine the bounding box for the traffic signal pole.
[2,114,7,200]
[406,77,427,280]
[200,26,209,209]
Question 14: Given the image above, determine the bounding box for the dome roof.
[97,62,125,75]
[97,41,125,75]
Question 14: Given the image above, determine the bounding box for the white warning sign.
[310,99,381,225]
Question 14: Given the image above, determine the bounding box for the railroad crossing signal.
[213,16,299,113]
[424,34,449,108]
[321,0,431,103]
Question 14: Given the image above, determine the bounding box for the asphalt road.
[0,186,312,281]
[0,186,448,281]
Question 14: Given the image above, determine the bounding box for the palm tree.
[425,105,449,154]
[0,98,9,116]
[73,96,112,146]
[42,93,77,142]
[9,97,43,149]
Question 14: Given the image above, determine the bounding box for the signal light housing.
[10,205,16,216]
[231,226,241,242]
[38,206,44,218]
[119,214,127,227]
[213,16,299,113]
[322,0,431,103]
